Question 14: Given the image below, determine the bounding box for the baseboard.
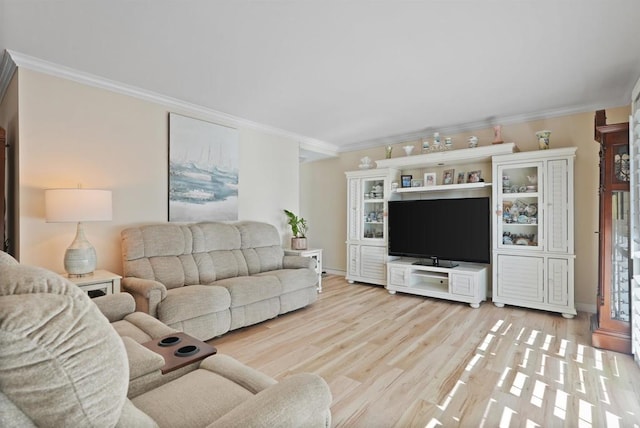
[324,268,346,277]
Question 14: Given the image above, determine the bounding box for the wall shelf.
[375,142,517,169]
[395,182,492,194]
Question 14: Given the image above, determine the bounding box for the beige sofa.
[121,221,318,340]
[0,251,332,427]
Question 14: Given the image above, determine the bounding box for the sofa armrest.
[93,293,136,322]
[283,255,316,270]
[121,277,167,318]
[207,373,332,428]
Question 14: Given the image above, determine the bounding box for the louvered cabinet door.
[495,254,544,304]
[545,159,571,253]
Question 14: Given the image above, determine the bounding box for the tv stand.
[413,257,459,268]
[387,259,487,308]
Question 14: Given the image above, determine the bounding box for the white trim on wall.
[0,49,340,159]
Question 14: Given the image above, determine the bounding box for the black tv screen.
[388,197,490,264]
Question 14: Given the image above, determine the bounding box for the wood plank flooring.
[210,275,640,427]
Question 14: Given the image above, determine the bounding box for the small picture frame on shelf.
[411,178,424,187]
[424,173,436,187]
[442,169,455,185]
[457,172,466,184]
[467,170,482,183]
[401,174,413,188]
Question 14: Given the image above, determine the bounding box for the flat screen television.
[388,197,490,266]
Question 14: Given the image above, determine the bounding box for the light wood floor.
[210,275,640,427]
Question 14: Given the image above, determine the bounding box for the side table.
[64,269,122,297]
[284,248,323,292]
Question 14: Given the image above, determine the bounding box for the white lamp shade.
[45,189,112,223]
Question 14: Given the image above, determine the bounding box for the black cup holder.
[174,345,199,357]
[158,336,181,347]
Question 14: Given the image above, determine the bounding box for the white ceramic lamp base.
[64,222,97,276]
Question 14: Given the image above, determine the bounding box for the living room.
[2,1,640,426]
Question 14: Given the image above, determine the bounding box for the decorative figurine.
[492,125,504,144]
[385,146,393,158]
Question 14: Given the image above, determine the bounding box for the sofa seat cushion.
[255,268,318,294]
[132,366,254,428]
[157,285,231,325]
[215,275,281,308]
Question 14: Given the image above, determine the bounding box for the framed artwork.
[168,113,239,222]
[411,179,424,187]
[424,173,436,187]
[467,170,482,183]
[442,169,455,185]
[457,172,466,184]
[401,175,413,188]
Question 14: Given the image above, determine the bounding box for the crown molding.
[1,50,340,159]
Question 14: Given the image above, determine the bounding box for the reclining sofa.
[0,251,332,427]
[121,221,318,340]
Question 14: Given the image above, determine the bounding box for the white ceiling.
[2,1,640,159]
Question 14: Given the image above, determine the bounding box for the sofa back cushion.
[236,221,285,274]
[190,222,249,281]
[122,224,197,289]
[122,222,262,288]
[0,254,130,426]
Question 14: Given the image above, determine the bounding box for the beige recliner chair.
[0,251,332,427]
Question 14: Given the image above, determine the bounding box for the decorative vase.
[385,146,393,158]
[403,145,414,156]
[444,137,453,150]
[291,237,307,250]
[421,138,430,153]
[536,130,551,150]
[468,136,479,148]
[492,125,504,144]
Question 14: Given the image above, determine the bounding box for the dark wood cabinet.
[592,110,632,354]
[0,127,5,252]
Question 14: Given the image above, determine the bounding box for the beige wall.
[12,68,300,274]
[301,106,631,311]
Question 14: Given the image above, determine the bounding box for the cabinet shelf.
[395,182,492,194]
[501,192,539,198]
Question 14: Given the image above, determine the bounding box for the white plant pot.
[291,237,307,250]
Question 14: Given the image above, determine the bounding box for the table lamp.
[45,188,112,276]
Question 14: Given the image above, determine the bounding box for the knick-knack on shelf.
[492,125,504,144]
[536,130,551,150]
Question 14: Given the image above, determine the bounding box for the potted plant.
[284,209,308,250]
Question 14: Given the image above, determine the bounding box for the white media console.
[386,259,488,308]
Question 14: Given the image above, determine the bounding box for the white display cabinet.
[345,168,399,285]
[492,148,577,318]
[631,77,640,363]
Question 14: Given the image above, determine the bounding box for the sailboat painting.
[169,113,239,222]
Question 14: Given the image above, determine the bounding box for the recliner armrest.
[121,336,165,381]
[207,372,332,428]
[93,293,136,322]
[121,277,167,317]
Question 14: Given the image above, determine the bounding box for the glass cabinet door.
[497,162,542,250]
[609,191,631,323]
[362,178,385,240]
